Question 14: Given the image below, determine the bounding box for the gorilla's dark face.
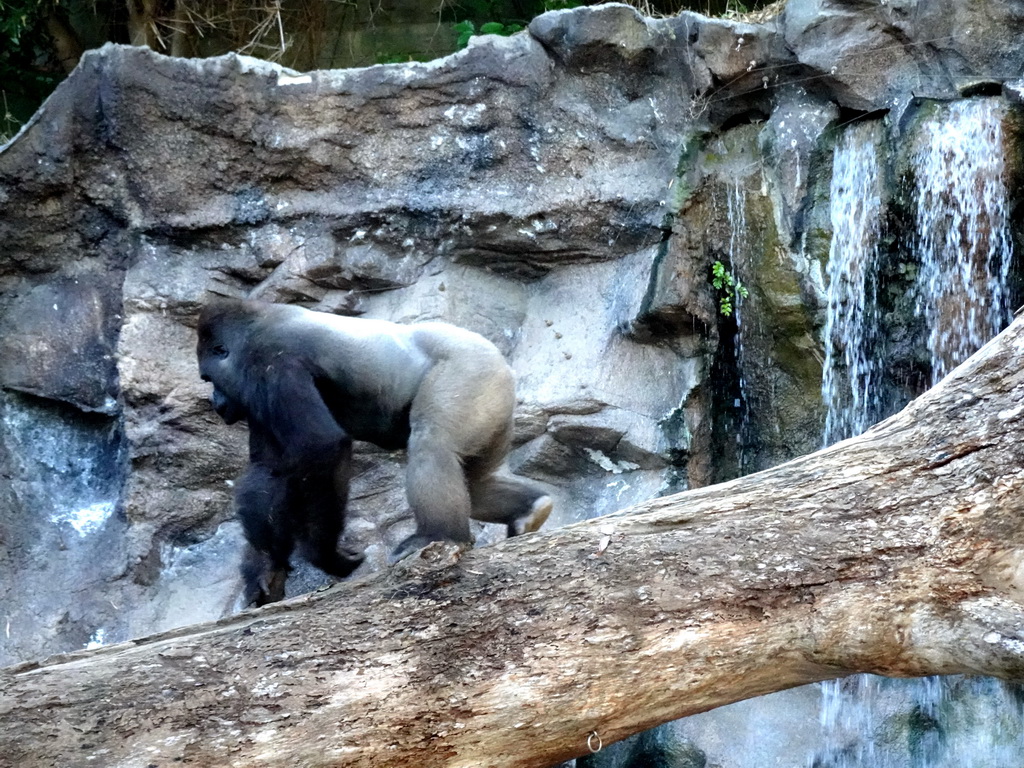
[197,301,252,426]
[199,347,246,425]
[209,384,246,425]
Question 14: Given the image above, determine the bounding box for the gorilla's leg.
[468,476,553,536]
[297,443,364,578]
[394,354,546,560]
[235,463,294,606]
[393,358,490,561]
[464,442,553,537]
[393,428,475,560]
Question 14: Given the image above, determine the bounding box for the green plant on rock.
[721,0,749,18]
[454,19,524,48]
[711,260,749,317]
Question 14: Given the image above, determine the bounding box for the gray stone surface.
[0,11,711,662]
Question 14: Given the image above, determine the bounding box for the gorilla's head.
[197,299,257,425]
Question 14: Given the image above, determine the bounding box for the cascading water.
[820,121,884,446]
[727,178,751,471]
[576,99,1020,768]
[913,98,1014,384]
[814,100,1020,768]
[815,120,892,767]
[814,677,1024,768]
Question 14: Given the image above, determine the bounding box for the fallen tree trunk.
[4,319,1024,768]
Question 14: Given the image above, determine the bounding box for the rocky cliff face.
[1,7,705,661]
[2,1,1024,761]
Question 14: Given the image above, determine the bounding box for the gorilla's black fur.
[197,297,552,605]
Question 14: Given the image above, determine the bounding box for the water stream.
[820,121,884,447]
[815,99,1020,767]
[913,98,1014,384]
[575,97,1020,768]
[727,178,751,472]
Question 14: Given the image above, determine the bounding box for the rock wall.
[1,6,702,662]
[2,0,1024,762]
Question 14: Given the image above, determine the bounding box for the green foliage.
[711,260,749,317]
[480,20,522,34]
[0,0,58,141]
[543,0,584,10]
[451,0,534,49]
[454,19,524,49]
[0,0,43,46]
[453,20,475,48]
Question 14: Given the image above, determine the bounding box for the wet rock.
[0,277,122,414]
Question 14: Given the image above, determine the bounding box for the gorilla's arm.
[245,355,349,472]
[234,357,362,604]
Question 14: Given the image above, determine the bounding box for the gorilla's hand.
[311,544,364,578]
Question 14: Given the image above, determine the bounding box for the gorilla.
[196,297,552,605]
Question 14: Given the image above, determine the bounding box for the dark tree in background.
[0,0,775,139]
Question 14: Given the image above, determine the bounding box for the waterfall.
[577,99,1020,768]
[814,677,1024,767]
[816,122,890,766]
[821,121,884,446]
[815,101,1019,768]
[727,178,751,471]
[913,98,1014,384]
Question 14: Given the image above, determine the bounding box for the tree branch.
[4,318,1024,767]
[44,11,84,74]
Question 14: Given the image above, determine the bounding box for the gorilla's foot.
[262,568,289,605]
[389,533,473,564]
[508,495,553,537]
[389,534,437,564]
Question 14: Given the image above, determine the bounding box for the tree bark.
[44,11,84,73]
[4,317,1024,767]
[126,0,162,49]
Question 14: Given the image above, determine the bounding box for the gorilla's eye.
[212,344,228,358]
